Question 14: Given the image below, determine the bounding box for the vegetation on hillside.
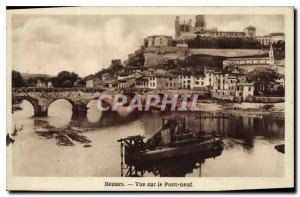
[12,70,25,88]
[186,36,264,49]
[51,71,79,87]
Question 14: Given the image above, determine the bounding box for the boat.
[118,115,223,165]
[123,148,223,177]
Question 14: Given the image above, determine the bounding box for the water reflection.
[11,100,285,177]
[123,148,223,177]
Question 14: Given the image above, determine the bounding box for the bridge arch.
[47,98,74,117]
[13,96,47,116]
[48,98,88,115]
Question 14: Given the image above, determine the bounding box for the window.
[201,82,204,85]
[209,78,211,82]
[249,87,251,91]
[195,81,199,85]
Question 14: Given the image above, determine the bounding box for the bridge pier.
[34,105,48,117]
[72,103,88,119]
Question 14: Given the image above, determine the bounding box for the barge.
[118,115,223,165]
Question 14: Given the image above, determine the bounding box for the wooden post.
[199,162,202,177]
[199,111,202,132]
[217,113,220,132]
[222,113,225,134]
[120,141,123,177]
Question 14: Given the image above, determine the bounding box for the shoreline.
[198,100,284,118]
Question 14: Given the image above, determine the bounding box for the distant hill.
[21,73,54,80]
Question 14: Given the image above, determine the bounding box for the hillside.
[21,73,54,80]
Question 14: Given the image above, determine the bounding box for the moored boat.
[118,115,223,165]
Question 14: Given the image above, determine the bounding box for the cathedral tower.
[195,15,206,30]
[175,16,181,39]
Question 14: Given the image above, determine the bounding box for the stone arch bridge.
[12,87,197,117]
[12,87,119,117]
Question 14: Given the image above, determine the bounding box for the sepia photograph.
[6,7,294,191]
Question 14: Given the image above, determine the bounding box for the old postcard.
[6,7,294,191]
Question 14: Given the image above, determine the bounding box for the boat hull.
[125,137,223,164]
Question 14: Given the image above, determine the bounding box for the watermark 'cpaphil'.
[96,94,200,112]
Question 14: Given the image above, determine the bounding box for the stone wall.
[251,96,285,103]
[190,48,269,57]
[143,47,269,67]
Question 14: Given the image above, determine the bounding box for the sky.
[10,14,284,77]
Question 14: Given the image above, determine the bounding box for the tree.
[52,71,79,87]
[12,70,25,87]
[61,80,73,87]
[247,68,282,96]
[186,36,263,49]
[247,68,281,84]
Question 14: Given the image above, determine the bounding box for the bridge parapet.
[12,88,111,117]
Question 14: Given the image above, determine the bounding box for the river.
[10,99,284,177]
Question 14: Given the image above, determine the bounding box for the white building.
[36,79,46,88]
[86,79,94,88]
[223,45,275,73]
[235,83,254,101]
[256,32,285,46]
[47,81,53,88]
[144,35,173,47]
[179,67,215,90]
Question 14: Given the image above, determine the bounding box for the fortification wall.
[143,47,269,66]
[190,48,269,57]
[144,47,187,67]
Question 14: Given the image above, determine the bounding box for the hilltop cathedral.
[175,15,256,40]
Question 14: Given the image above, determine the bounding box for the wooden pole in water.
[199,111,202,132]
[199,162,202,177]
[120,141,123,177]
[222,113,225,134]
[217,113,220,132]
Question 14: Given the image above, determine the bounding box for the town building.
[36,79,46,88]
[153,74,180,90]
[256,32,285,46]
[235,83,255,102]
[179,67,216,90]
[135,77,149,89]
[117,77,136,89]
[222,45,275,73]
[144,35,173,47]
[47,81,53,88]
[86,78,101,88]
[86,80,94,88]
[135,74,179,90]
[101,73,112,81]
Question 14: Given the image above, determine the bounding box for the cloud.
[11,14,283,77]
[11,16,150,77]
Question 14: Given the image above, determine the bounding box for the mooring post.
[222,113,225,134]
[35,105,48,117]
[217,113,220,133]
[199,111,202,132]
[120,141,124,177]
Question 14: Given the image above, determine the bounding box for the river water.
[11,100,284,177]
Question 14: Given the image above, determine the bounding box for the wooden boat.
[118,115,223,165]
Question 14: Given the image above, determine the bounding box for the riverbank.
[198,100,284,118]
